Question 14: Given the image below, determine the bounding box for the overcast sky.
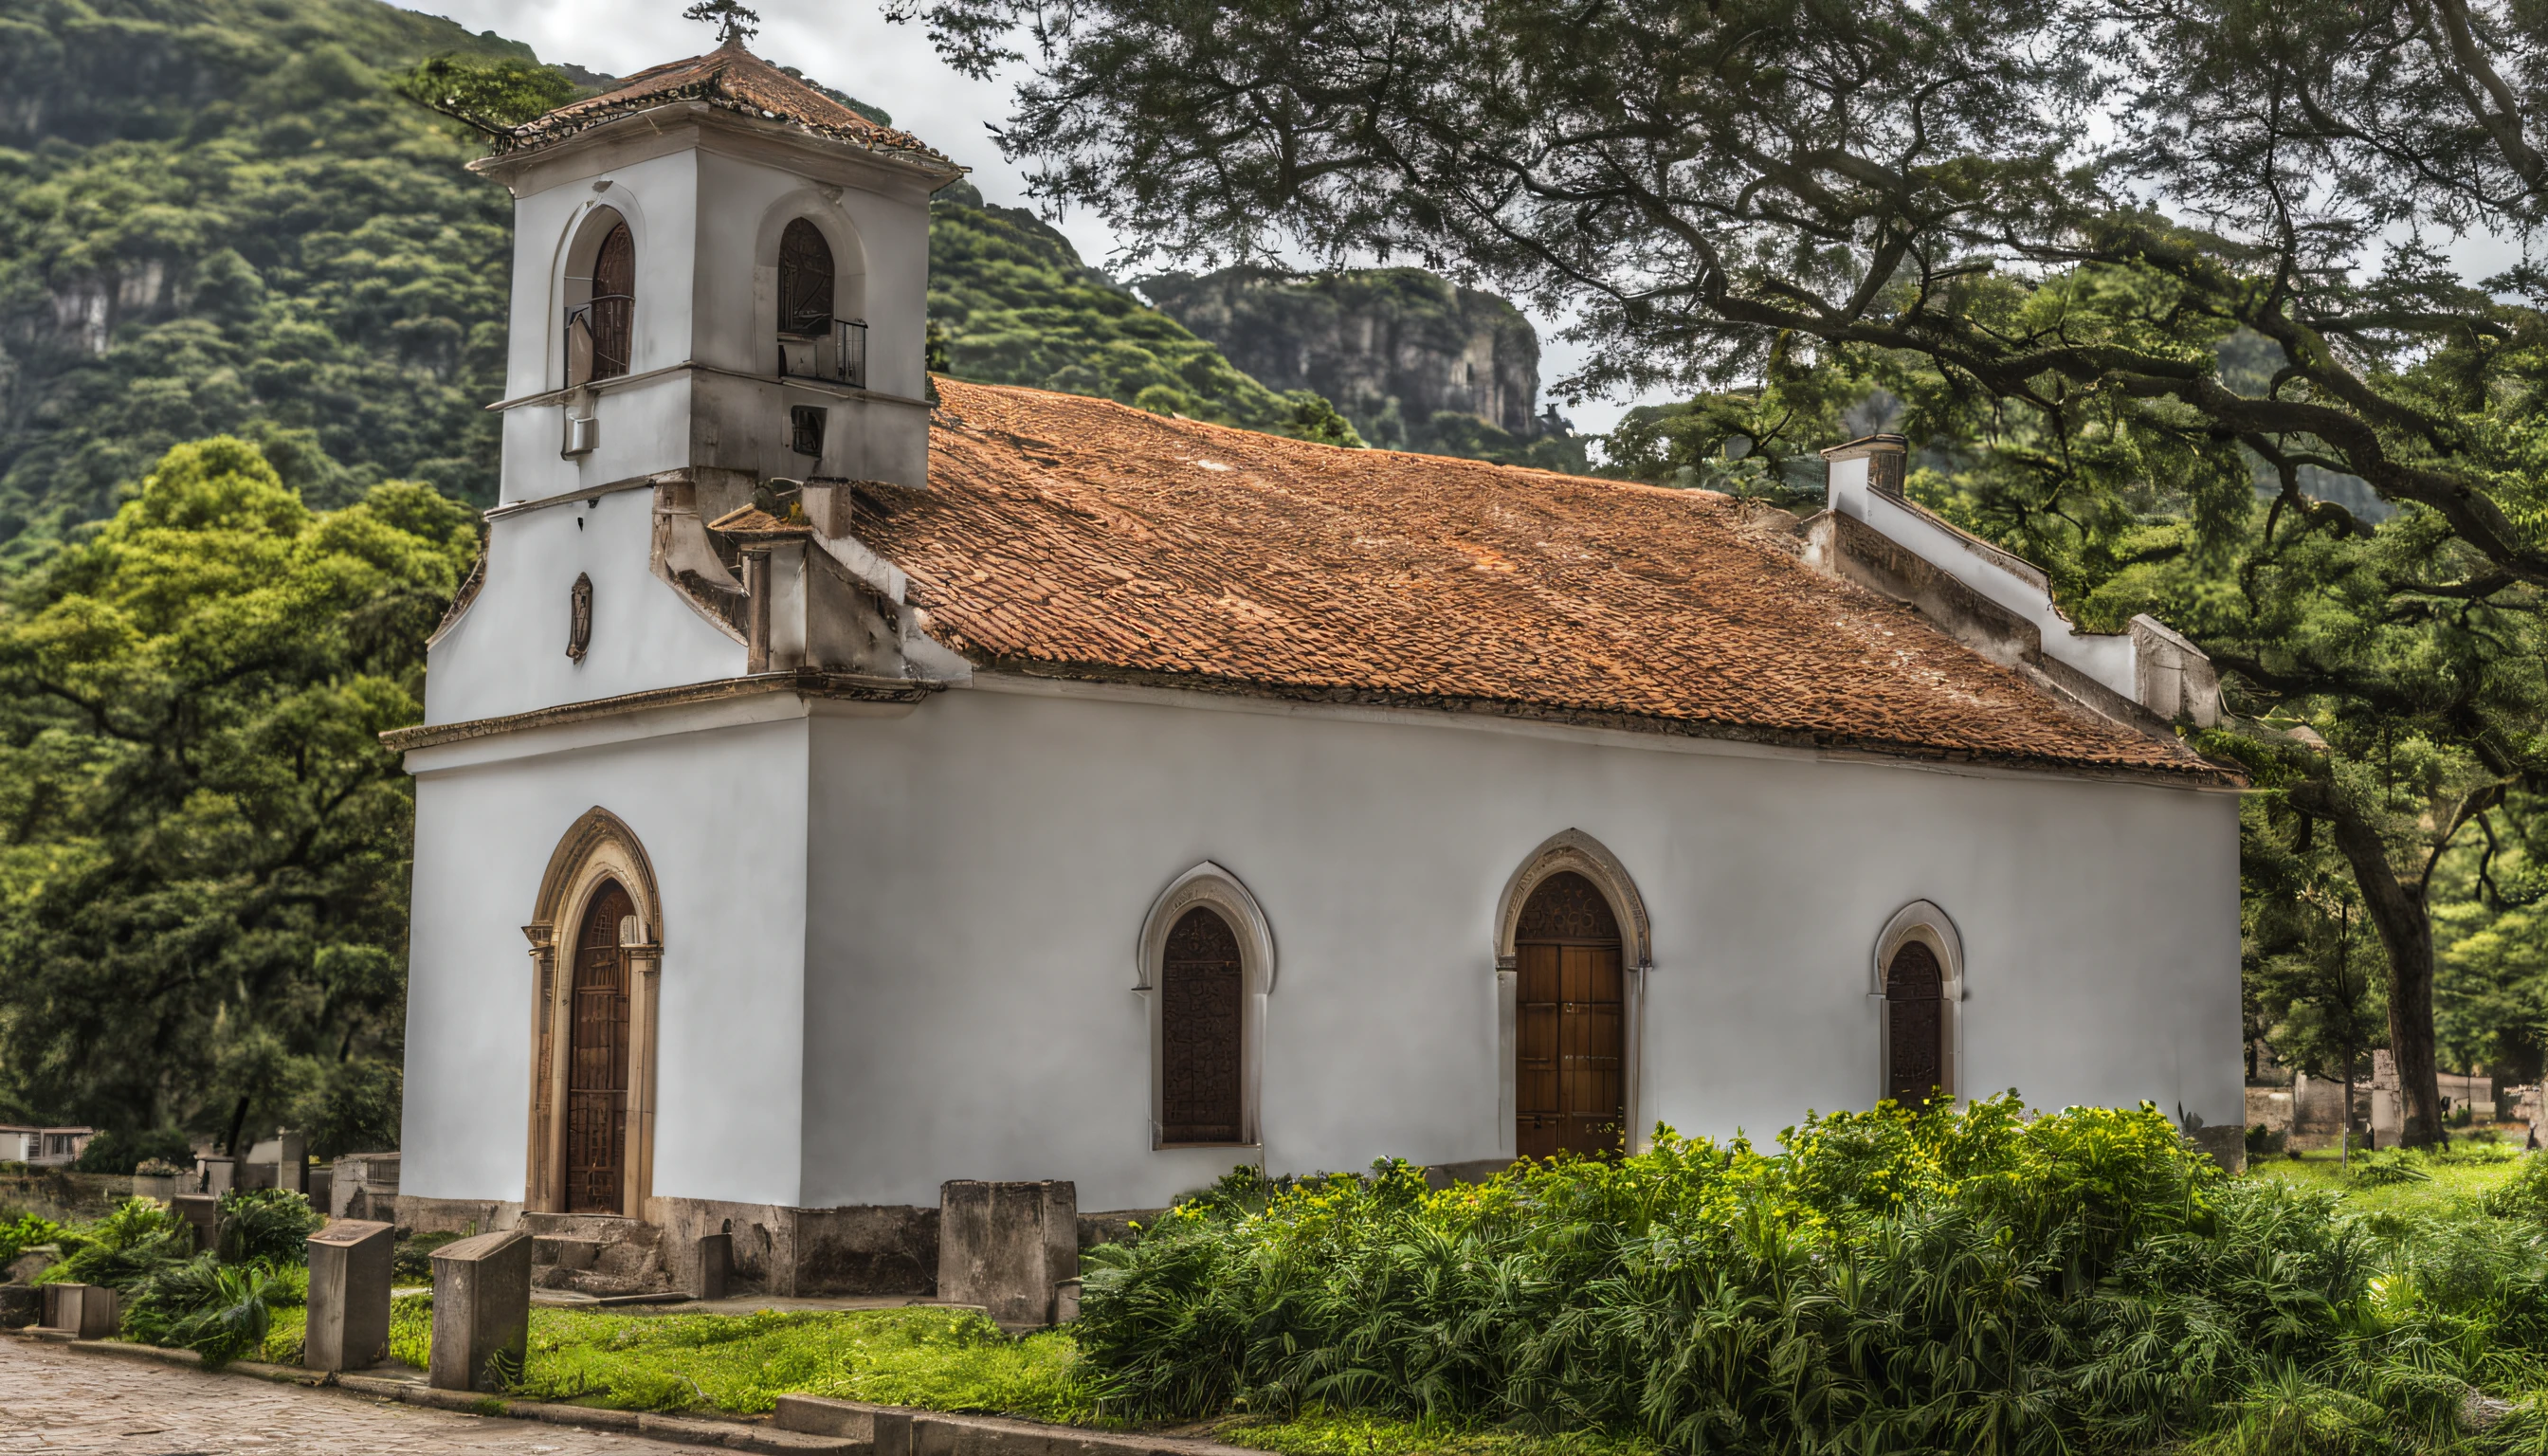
[400,0,1640,433]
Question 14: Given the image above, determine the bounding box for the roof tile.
[863,379,2230,782]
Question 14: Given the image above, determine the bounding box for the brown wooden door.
[1515,872,1625,1158]
[566,882,632,1213]
[1160,906,1244,1144]
[1885,939,1944,1108]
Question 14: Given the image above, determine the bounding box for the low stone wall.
[0,1170,129,1222]
[392,1196,523,1237]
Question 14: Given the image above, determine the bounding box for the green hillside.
[0,0,533,549]
[0,0,1354,556]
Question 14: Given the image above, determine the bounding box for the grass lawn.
[2243,1138,2529,1215]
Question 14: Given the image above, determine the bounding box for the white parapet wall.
[1821,438,2217,727]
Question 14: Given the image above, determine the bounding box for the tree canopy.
[0,437,476,1154]
[900,0,2548,1143]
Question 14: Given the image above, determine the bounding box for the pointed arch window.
[1137,864,1274,1150]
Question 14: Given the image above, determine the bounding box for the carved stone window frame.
[1493,830,1654,1156]
[523,808,664,1216]
[1870,901,1965,1108]
[1134,863,1275,1151]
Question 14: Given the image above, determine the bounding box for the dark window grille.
[564,222,636,387]
[1161,906,1244,1144]
[565,880,632,1213]
[1884,940,1945,1107]
[790,406,828,459]
[778,317,867,390]
[778,219,834,334]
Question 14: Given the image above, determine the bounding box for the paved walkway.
[0,1338,699,1455]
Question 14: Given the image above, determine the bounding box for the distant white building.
[0,1127,95,1167]
[392,43,2245,1294]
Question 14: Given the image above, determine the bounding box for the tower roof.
[493,42,960,177]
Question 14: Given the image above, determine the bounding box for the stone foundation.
[397,1193,1174,1299]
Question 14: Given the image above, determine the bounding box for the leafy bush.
[216,1189,320,1265]
[1073,1096,2548,1451]
[0,1213,64,1267]
[2352,1149,2434,1186]
[40,1198,190,1291]
[120,1255,284,1364]
[70,1128,194,1175]
[2485,1153,2548,1221]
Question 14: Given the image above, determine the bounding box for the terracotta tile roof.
[858,378,2230,783]
[498,43,958,174]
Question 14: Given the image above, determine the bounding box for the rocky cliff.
[1138,267,1577,466]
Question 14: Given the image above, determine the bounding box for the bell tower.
[469,43,963,506]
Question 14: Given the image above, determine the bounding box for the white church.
[392,42,2246,1295]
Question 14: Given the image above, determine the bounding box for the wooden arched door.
[1516,871,1624,1157]
[1160,906,1244,1144]
[1884,940,1945,1108]
[566,881,633,1212]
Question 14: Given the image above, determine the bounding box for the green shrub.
[216,1189,320,1265]
[2485,1153,2548,1221]
[1072,1096,2548,1451]
[71,1128,195,1175]
[41,1198,188,1291]
[0,1213,64,1266]
[119,1256,284,1364]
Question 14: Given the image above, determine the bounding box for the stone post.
[304,1219,393,1373]
[196,1156,236,1198]
[275,1128,308,1194]
[937,1181,1078,1327]
[171,1194,219,1255]
[41,1283,116,1339]
[695,1231,731,1301]
[428,1228,531,1392]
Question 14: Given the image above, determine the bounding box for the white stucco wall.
[401,710,813,1208]
[781,679,2241,1211]
[425,488,742,725]
[407,678,2239,1214]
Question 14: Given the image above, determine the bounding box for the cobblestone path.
[0,1338,699,1454]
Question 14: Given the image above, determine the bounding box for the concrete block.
[532,1235,601,1271]
[873,1408,914,1456]
[0,1284,35,1328]
[775,1393,874,1437]
[937,1181,1078,1328]
[40,1283,115,1339]
[171,1194,218,1254]
[304,1218,393,1373]
[428,1228,531,1392]
[696,1231,731,1300]
[196,1156,236,1198]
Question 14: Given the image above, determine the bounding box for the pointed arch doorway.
[525,810,664,1217]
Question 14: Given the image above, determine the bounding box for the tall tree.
[896,0,2548,1144]
[0,438,475,1145]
